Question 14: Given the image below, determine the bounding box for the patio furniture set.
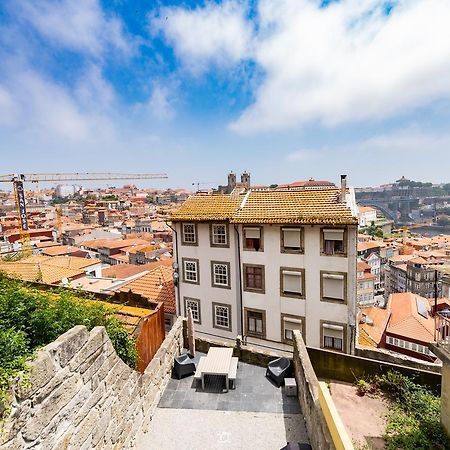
[173,348,293,392]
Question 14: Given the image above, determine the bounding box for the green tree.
[367,221,384,238]
[437,215,450,227]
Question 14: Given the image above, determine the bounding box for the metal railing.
[436,313,450,354]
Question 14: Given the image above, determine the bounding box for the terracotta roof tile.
[171,189,357,225]
[118,266,175,314]
[387,293,435,343]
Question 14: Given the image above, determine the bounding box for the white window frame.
[185,297,201,323]
[211,224,228,246]
[212,262,229,287]
[213,303,231,331]
[183,259,198,283]
[182,223,197,244]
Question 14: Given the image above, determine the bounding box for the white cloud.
[285,148,322,162]
[230,0,450,132]
[16,0,132,57]
[0,66,114,141]
[155,0,450,132]
[151,1,253,73]
[359,127,450,153]
[147,85,176,120]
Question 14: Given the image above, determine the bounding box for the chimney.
[340,175,347,203]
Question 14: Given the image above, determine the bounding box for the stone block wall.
[292,330,335,450]
[0,317,184,450]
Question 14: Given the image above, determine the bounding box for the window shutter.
[283,317,302,332]
[323,273,344,299]
[323,323,344,339]
[323,229,344,241]
[244,227,260,239]
[283,229,301,248]
[283,271,302,294]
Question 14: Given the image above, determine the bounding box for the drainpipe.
[234,225,244,339]
[166,221,181,317]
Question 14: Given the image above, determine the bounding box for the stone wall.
[292,330,335,450]
[308,346,441,393]
[356,346,441,374]
[0,317,184,450]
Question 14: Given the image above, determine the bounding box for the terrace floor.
[135,352,309,450]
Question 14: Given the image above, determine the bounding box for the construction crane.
[0,173,168,257]
[191,181,218,192]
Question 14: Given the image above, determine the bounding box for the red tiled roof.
[118,265,175,314]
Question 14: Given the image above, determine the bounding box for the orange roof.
[358,307,391,347]
[118,265,175,314]
[98,238,149,250]
[357,261,371,271]
[387,293,435,343]
[42,245,82,256]
[357,241,381,252]
[389,254,415,263]
[102,262,171,279]
[358,206,377,213]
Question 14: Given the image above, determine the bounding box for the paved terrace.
[135,352,309,450]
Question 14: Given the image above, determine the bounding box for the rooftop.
[171,188,357,225]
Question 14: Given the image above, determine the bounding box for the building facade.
[171,177,358,354]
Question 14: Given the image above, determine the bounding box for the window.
[211,261,231,289]
[182,258,199,284]
[321,271,346,303]
[212,302,231,331]
[243,226,263,251]
[322,228,346,256]
[243,264,265,293]
[282,315,303,344]
[321,322,345,352]
[184,297,201,323]
[210,223,228,247]
[245,308,266,338]
[280,268,305,298]
[182,223,197,245]
[281,227,304,253]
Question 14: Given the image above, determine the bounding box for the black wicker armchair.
[173,354,196,379]
[266,357,290,387]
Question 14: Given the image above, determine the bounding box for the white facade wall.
[174,221,357,353]
[174,222,240,342]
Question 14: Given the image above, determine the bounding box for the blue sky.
[1,0,450,190]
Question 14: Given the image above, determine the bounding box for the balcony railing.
[436,313,450,354]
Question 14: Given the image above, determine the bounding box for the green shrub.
[375,371,450,450]
[0,274,138,417]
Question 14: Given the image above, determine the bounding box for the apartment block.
[171,175,358,354]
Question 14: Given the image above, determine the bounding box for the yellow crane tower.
[0,173,168,257]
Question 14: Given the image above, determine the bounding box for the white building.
[358,206,377,228]
[171,176,359,354]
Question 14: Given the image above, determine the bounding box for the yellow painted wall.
[318,381,354,450]
[442,365,450,436]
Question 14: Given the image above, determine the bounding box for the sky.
[1,0,450,190]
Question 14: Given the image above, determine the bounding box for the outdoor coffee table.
[201,347,233,392]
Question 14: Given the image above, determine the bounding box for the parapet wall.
[0,317,184,450]
[292,330,335,450]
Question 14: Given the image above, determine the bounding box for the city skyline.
[1,0,450,188]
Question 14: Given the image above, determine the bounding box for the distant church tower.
[228,172,237,192]
[241,172,250,189]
